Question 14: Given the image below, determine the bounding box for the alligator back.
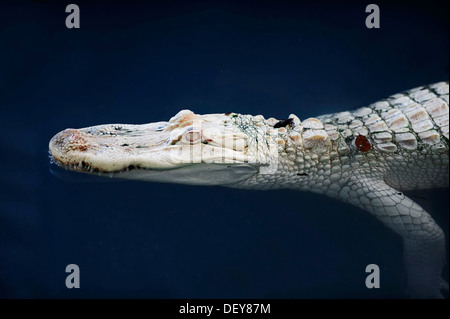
[316,82,449,191]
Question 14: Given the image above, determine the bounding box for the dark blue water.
[0,1,448,298]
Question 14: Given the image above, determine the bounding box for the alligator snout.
[50,128,89,153]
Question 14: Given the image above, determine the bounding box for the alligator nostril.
[56,129,80,141]
[52,129,89,152]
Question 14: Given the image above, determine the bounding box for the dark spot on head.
[274,118,294,128]
[121,143,129,147]
[114,126,122,130]
[397,192,403,196]
[225,112,232,116]
[355,134,371,152]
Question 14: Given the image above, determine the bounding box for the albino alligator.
[49,82,449,298]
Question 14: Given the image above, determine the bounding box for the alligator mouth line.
[49,153,234,177]
[49,154,151,176]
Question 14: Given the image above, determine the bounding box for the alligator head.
[48,110,274,185]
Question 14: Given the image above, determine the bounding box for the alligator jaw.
[48,110,257,185]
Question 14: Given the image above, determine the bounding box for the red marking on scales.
[355,134,371,152]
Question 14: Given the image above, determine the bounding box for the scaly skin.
[49,81,449,298]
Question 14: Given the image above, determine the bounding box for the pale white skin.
[50,82,449,298]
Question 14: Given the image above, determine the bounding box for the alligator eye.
[185,131,202,144]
